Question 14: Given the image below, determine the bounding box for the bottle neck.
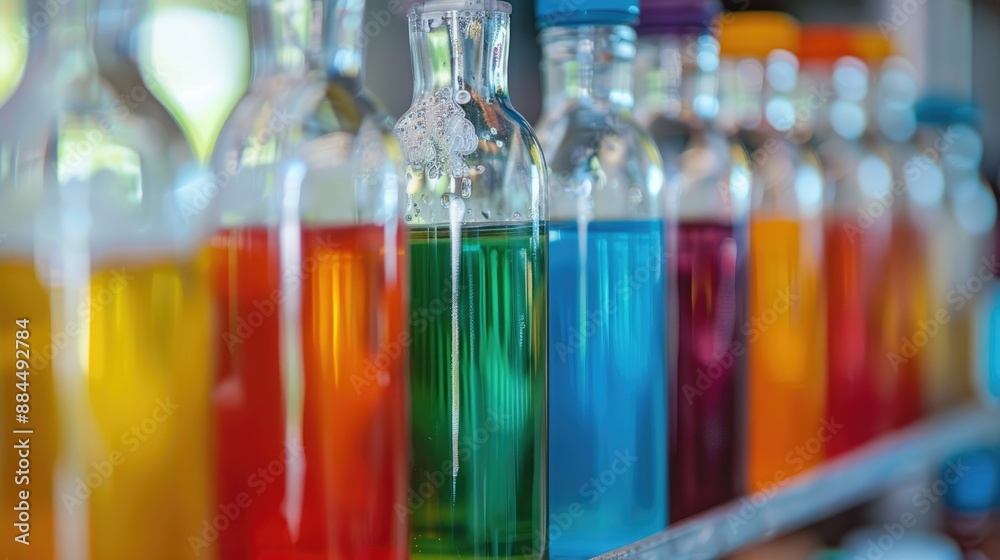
[249,0,365,84]
[408,6,511,101]
[26,0,98,75]
[92,0,151,84]
[718,50,799,135]
[637,31,719,123]
[540,25,636,113]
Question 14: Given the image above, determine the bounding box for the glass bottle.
[717,12,827,492]
[974,197,1000,406]
[857,44,933,432]
[535,0,668,556]
[0,0,213,558]
[395,1,548,558]
[634,0,749,522]
[796,26,894,454]
[206,0,409,558]
[913,99,997,414]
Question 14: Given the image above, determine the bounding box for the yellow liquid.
[1,258,215,559]
[747,218,826,491]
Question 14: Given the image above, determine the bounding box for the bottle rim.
[409,0,512,17]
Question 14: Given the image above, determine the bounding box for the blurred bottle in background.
[717,12,827,492]
[207,0,409,558]
[397,1,548,558]
[0,0,213,558]
[975,197,1000,406]
[915,98,997,414]
[862,41,931,432]
[634,0,749,522]
[796,25,891,455]
[941,448,1000,555]
[536,0,669,556]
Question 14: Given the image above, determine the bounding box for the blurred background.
[0,0,996,181]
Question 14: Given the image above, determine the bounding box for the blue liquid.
[978,285,1000,403]
[547,219,669,559]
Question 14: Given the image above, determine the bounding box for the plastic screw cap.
[535,0,640,29]
[718,11,800,59]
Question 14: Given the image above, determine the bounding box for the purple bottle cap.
[636,0,720,36]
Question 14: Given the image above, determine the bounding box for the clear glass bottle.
[796,26,896,454]
[858,43,933,434]
[634,0,749,523]
[913,99,997,414]
[535,0,668,556]
[717,12,827,492]
[206,1,409,558]
[0,0,213,558]
[394,1,548,559]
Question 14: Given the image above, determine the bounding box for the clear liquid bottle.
[394,1,548,558]
[634,0,749,522]
[0,0,213,558]
[535,0,668,556]
[206,1,409,558]
[859,38,932,433]
[717,12,827,492]
[913,98,997,413]
[796,26,894,455]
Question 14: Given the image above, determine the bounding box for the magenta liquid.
[671,221,746,522]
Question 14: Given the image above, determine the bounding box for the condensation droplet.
[513,212,521,219]
[455,90,471,104]
[490,127,498,135]
[476,165,486,174]
[405,214,412,221]
[496,140,504,148]
[481,210,491,219]
[441,194,451,208]
[421,192,431,204]
[460,177,472,198]
[466,208,472,215]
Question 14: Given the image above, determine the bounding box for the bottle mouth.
[410,0,512,17]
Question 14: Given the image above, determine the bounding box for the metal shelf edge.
[590,405,1000,560]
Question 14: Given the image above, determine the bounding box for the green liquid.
[408,223,548,560]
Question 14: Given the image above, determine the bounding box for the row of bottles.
[0,0,997,559]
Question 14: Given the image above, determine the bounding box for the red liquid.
[671,221,746,521]
[209,225,408,560]
[871,217,926,429]
[824,217,883,456]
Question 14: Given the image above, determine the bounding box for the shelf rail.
[591,405,1000,560]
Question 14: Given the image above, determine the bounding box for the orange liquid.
[747,218,826,491]
[870,217,928,428]
[209,225,409,560]
[0,261,55,560]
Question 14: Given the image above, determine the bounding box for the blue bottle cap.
[915,95,981,126]
[943,449,1000,514]
[535,0,640,29]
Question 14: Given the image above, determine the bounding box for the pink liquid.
[671,221,746,521]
